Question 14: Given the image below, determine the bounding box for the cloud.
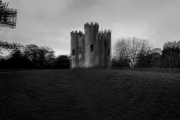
[1,0,180,55]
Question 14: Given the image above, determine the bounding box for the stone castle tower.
[70,22,111,68]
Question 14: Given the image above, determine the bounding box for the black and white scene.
[1,0,180,119]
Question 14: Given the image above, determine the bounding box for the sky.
[1,0,180,56]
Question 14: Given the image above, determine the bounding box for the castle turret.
[98,31,105,67]
[84,22,99,68]
[98,30,111,67]
[104,30,111,67]
[78,33,85,68]
[70,31,82,69]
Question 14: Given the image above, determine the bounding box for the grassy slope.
[1,69,180,120]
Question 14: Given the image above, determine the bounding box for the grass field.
[1,69,180,120]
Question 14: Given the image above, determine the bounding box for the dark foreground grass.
[1,69,180,120]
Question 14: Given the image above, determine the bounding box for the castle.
[70,22,111,68]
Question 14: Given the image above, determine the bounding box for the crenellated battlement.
[71,31,83,36]
[84,21,99,28]
[98,29,111,37]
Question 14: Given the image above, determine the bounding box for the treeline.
[112,38,180,68]
[136,46,180,68]
[0,42,70,69]
[161,46,180,68]
[2,39,180,69]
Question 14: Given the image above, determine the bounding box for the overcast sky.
[1,0,180,56]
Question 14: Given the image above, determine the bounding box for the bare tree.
[113,37,152,67]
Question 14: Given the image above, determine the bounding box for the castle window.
[72,49,75,55]
[90,44,94,52]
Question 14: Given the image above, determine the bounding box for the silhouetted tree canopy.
[0,48,36,69]
[0,0,18,53]
[23,44,56,68]
[0,41,70,69]
[161,46,180,68]
[163,40,180,48]
[55,55,70,69]
[0,0,17,29]
[112,57,130,67]
[135,42,180,68]
[136,50,161,67]
[0,41,23,52]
